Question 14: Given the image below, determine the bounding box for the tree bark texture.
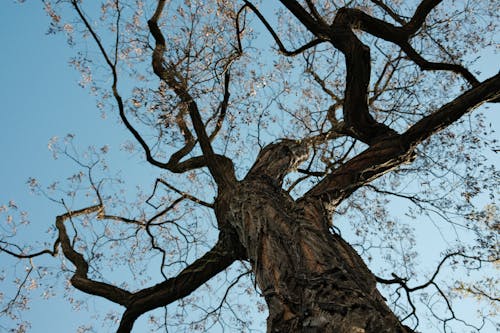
[214,141,413,333]
[216,179,410,333]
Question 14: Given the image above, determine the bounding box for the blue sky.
[0,2,141,332]
[0,1,498,332]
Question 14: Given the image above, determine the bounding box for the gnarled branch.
[148,0,235,188]
[116,229,245,333]
[303,72,500,209]
[55,204,132,307]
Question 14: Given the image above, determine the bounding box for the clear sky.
[0,2,150,332]
[0,1,498,333]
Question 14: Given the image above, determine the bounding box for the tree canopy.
[1,0,499,332]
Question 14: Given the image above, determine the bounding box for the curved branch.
[280,1,480,144]
[238,1,325,56]
[376,252,462,292]
[369,0,406,25]
[400,42,479,85]
[302,72,500,208]
[333,6,479,86]
[72,1,219,175]
[53,204,246,333]
[331,8,399,144]
[0,240,58,259]
[147,1,235,188]
[116,230,245,333]
[71,1,191,172]
[55,204,132,307]
[403,0,442,35]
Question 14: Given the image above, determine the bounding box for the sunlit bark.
[2,1,499,332]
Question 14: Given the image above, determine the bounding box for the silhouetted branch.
[303,72,499,210]
[116,230,245,333]
[238,1,325,56]
[376,251,499,328]
[71,0,221,174]
[55,204,132,306]
[209,71,231,141]
[370,0,406,25]
[0,240,58,259]
[148,0,235,188]
[403,0,442,35]
[147,178,213,209]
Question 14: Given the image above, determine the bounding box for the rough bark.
[214,141,413,333]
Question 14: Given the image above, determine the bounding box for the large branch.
[71,0,216,175]
[302,73,500,208]
[52,203,244,333]
[55,205,132,306]
[279,0,480,145]
[116,230,245,333]
[148,0,235,188]
[330,9,399,144]
[278,0,326,37]
[277,1,397,144]
[403,0,442,35]
[328,3,478,142]
[403,72,500,143]
[330,5,479,86]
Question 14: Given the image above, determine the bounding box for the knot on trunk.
[246,139,309,187]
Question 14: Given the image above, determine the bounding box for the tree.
[1,0,499,332]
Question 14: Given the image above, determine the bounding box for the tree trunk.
[211,140,414,332]
[216,177,412,333]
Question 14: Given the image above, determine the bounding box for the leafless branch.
[237,1,325,56]
[148,0,236,187]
